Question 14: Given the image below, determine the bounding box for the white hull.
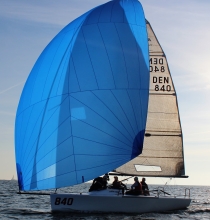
[50,189,191,213]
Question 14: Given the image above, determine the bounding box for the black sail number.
[55,197,73,205]
[150,58,165,73]
[150,65,165,73]
[154,85,171,92]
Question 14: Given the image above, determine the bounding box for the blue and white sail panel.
[15,0,149,191]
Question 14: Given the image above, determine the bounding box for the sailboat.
[15,0,191,213]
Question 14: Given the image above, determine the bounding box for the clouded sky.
[0,0,210,186]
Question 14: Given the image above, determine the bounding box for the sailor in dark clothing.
[141,177,150,195]
[111,176,126,194]
[104,173,110,181]
[112,176,126,189]
[125,177,142,195]
[89,175,108,192]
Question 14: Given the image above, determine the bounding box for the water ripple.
[1,180,210,220]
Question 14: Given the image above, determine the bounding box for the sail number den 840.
[153,76,171,92]
[55,197,73,205]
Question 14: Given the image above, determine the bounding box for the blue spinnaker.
[15,0,149,191]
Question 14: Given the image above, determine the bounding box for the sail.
[115,20,186,177]
[15,0,149,191]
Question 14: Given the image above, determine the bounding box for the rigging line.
[164,178,173,187]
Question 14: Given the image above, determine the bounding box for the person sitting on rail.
[141,177,150,195]
[110,176,127,194]
[125,177,142,195]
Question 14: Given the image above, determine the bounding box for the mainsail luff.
[115,20,186,177]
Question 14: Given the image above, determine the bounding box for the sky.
[0,0,210,186]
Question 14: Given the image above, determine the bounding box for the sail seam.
[114,23,129,88]
[110,90,136,138]
[97,23,116,89]
[81,27,99,90]
[22,95,70,180]
[71,93,133,143]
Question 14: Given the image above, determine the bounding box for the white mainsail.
[115,20,186,177]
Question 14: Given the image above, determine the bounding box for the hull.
[50,190,191,213]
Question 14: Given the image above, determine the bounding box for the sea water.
[0,180,210,220]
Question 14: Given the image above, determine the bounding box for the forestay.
[15,0,150,191]
[115,20,186,177]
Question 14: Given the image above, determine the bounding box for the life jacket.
[134,181,141,191]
